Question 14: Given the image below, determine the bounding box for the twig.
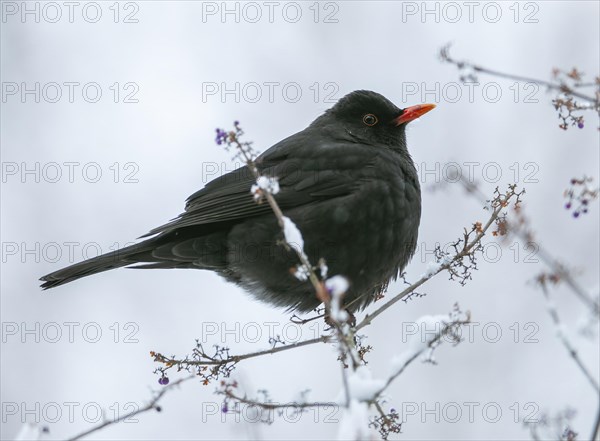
[592,405,600,441]
[371,311,470,400]
[223,387,338,411]
[225,127,324,297]
[370,401,402,440]
[461,179,600,317]
[440,44,597,103]
[154,335,331,368]
[535,249,600,317]
[65,375,194,441]
[539,280,599,393]
[356,186,518,331]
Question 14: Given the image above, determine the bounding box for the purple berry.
[573,211,580,218]
[234,120,240,126]
[222,404,228,413]
[583,208,588,214]
[565,202,572,209]
[582,199,588,205]
[578,122,584,129]
[162,376,169,385]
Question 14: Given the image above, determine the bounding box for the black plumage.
[40,90,434,313]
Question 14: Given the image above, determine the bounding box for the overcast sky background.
[2,1,599,440]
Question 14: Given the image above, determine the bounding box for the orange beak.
[394,103,436,125]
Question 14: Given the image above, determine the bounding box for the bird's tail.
[39,240,154,290]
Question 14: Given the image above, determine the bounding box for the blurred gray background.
[1,1,599,440]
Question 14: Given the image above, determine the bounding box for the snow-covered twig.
[375,308,470,399]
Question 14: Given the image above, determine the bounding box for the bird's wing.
[141,132,370,238]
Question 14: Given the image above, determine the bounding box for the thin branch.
[223,388,338,411]
[154,335,331,369]
[225,127,324,297]
[356,186,517,331]
[591,404,600,441]
[373,401,390,423]
[440,44,597,103]
[338,348,351,407]
[535,249,600,317]
[370,401,402,440]
[371,311,470,400]
[539,281,599,393]
[461,179,600,317]
[65,375,195,441]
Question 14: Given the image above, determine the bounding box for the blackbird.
[40,90,435,313]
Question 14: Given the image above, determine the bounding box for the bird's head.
[313,90,435,149]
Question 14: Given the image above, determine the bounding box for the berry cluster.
[214,128,228,145]
[214,121,240,145]
[564,177,598,218]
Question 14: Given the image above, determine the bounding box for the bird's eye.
[362,114,378,126]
